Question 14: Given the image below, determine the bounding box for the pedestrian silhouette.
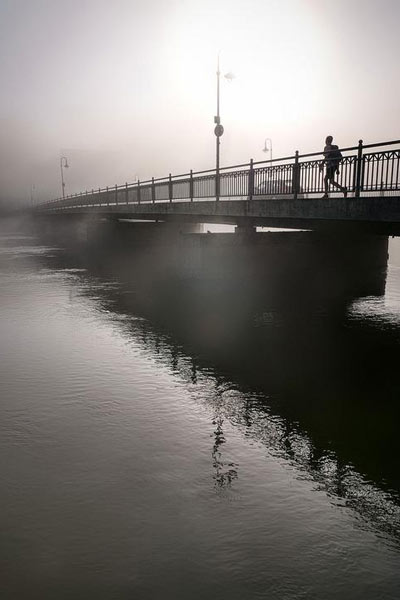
[320,135,347,198]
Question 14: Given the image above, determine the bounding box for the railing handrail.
[36,138,400,206]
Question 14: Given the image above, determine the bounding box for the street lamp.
[262,138,273,163]
[60,156,69,198]
[214,54,234,201]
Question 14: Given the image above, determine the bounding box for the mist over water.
[1,218,400,599]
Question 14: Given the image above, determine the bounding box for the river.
[1,219,400,599]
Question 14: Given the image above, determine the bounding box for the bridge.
[36,139,400,234]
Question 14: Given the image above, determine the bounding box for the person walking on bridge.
[319,135,347,198]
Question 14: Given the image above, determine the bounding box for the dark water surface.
[1,221,400,599]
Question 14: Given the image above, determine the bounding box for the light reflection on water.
[1,230,400,599]
[350,265,400,325]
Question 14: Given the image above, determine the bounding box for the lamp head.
[224,72,235,81]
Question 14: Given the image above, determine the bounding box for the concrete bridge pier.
[235,225,257,235]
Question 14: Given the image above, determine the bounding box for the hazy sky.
[1,0,399,204]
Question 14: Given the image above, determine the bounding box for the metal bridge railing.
[37,139,400,212]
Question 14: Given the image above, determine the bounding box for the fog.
[1,0,399,207]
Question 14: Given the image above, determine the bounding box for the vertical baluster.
[378,154,382,192]
[379,154,383,191]
[312,161,316,193]
[310,162,314,194]
[384,151,390,192]
[373,155,378,192]
[364,156,370,193]
[375,154,379,192]
[366,155,371,193]
[305,163,309,195]
[389,152,395,190]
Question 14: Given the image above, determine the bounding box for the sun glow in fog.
[161,0,331,162]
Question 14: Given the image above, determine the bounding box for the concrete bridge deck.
[39,195,400,235]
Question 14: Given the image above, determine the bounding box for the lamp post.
[214,54,234,201]
[30,184,35,206]
[262,138,273,163]
[60,156,69,198]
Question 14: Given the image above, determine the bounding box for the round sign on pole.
[214,124,224,137]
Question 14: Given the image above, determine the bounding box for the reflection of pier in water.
[36,227,400,540]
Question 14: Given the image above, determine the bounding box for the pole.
[248,159,254,200]
[293,150,299,200]
[264,138,273,164]
[60,157,69,199]
[216,54,220,201]
[60,159,65,198]
[355,139,363,198]
[189,169,193,201]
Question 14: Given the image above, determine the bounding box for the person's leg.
[321,171,331,197]
[324,173,329,194]
[331,179,347,196]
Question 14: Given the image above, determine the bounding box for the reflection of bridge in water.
[37,139,400,234]
[36,235,400,539]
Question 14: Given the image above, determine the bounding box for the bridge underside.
[40,195,400,235]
